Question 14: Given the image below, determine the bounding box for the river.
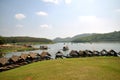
[5,42,120,58]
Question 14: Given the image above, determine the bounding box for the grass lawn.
[0,57,120,80]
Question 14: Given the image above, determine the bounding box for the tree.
[0,36,5,45]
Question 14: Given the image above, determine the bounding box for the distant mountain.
[71,33,94,41]
[53,31,120,42]
[53,37,72,42]
[3,36,53,43]
[53,34,93,42]
[72,31,120,42]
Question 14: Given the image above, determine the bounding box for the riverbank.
[0,57,120,80]
[0,44,39,57]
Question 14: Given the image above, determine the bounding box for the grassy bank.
[0,42,54,53]
[0,44,39,53]
[0,46,38,53]
[0,57,120,80]
[15,42,54,45]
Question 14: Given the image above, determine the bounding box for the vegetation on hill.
[0,36,5,45]
[1,31,120,44]
[72,33,94,40]
[72,31,120,42]
[0,57,120,80]
[53,34,93,42]
[53,37,72,42]
[0,45,39,53]
[0,36,52,53]
[0,36,53,44]
[53,31,120,42]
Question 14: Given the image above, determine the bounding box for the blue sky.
[0,0,120,39]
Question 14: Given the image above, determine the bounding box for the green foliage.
[0,57,120,80]
[53,34,93,42]
[0,36,5,45]
[0,46,39,53]
[3,36,52,43]
[73,31,120,42]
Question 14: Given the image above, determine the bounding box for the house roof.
[10,55,20,62]
[0,57,9,65]
[56,51,63,55]
[69,50,78,55]
[29,52,37,58]
[20,53,29,60]
[40,52,51,57]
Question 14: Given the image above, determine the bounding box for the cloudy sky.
[0,0,120,39]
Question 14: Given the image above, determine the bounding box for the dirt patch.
[25,76,33,80]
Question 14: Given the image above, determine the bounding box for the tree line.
[0,31,120,45]
[0,36,52,45]
[72,31,120,42]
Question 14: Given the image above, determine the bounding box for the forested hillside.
[53,34,93,42]
[0,36,52,44]
[1,31,120,44]
[72,31,120,42]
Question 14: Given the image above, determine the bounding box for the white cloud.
[15,13,26,20]
[64,0,72,4]
[42,0,59,4]
[36,11,48,16]
[16,24,24,28]
[40,24,52,28]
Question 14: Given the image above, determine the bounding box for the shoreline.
[0,44,40,57]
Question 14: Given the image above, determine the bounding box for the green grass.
[0,46,39,53]
[15,42,54,45]
[0,42,54,53]
[0,57,120,80]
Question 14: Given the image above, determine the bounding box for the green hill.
[53,34,93,42]
[72,31,120,42]
[0,57,120,80]
[53,31,120,42]
[53,37,72,42]
[3,36,53,44]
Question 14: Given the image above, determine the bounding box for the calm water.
[5,42,120,58]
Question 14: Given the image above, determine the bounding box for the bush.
[0,36,5,45]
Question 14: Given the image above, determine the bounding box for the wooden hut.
[40,46,48,50]
[29,52,37,58]
[79,50,87,57]
[55,51,64,59]
[20,53,29,60]
[63,46,69,51]
[20,53,34,63]
[9,55,20,64]
[100,49,108,56]
[69,50,80,58]
[0,57,9,67]
[117,52,120,57]
[40,52,51,60]
[108,49,117,56]
[93,50,100,56]
[85,50,93,57]
[28,52,41,62]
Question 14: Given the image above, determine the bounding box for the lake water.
[5,42,120,58]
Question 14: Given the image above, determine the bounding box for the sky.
[0,0,120,39]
